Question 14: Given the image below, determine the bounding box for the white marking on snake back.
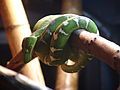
[63,21,69,26]
[73,18,79,27]
[59,28,68,36]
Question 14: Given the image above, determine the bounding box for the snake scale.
[22,14,99,73]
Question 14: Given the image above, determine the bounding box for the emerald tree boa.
[22,14,99,73]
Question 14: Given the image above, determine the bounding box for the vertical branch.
[55,0,82,90]
[0,0,45,86]
[61,0,82,15]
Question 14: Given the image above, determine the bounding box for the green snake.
[22,14,99,73]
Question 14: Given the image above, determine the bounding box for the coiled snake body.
[22,14,99,73]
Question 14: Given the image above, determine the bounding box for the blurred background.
[0,0,119,90]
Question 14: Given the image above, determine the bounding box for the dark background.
[0,0,119,90]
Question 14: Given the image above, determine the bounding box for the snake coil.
[22,14,99,73]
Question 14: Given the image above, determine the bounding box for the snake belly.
[24,14,99,73]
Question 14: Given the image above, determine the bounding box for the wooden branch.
[70,30,120,73]
[0,65,51,90]
[55,0,82,90]
[0,0,45,85]
[55,67,78,90]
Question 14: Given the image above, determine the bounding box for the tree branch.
[70,30,120,73]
